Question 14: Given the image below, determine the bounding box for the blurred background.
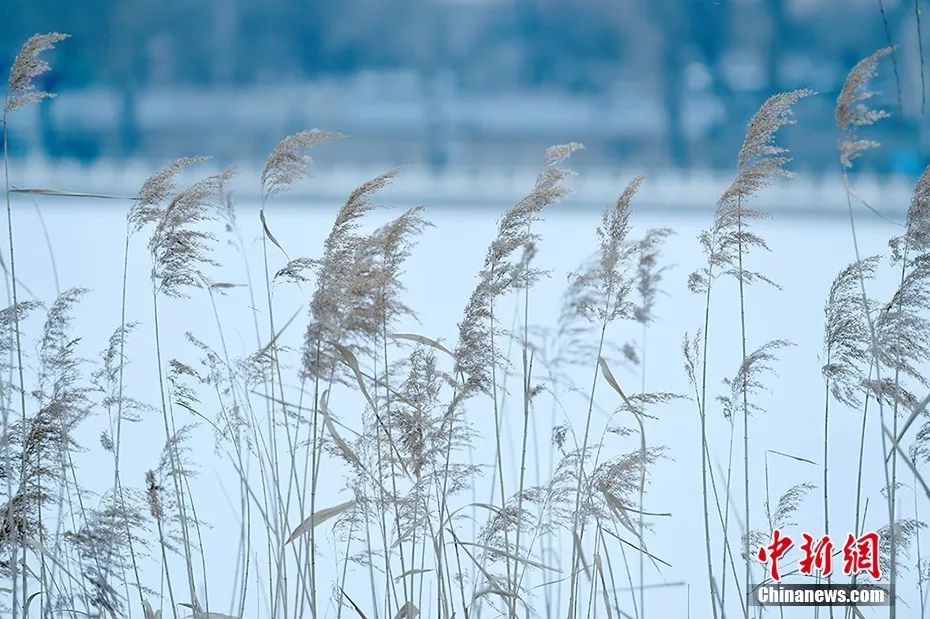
[2,4,927,617]
[1,0,929,178]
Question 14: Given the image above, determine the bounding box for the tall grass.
[3,30,930,619]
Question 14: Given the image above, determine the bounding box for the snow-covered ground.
[6,162,920,617]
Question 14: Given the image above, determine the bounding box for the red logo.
[757,530,882,582]
[799,533,833,577]
[757,529,793,581]
[842,532,882,580]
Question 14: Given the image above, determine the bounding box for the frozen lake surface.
[5,168,921,617]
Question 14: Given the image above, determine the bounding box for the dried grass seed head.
[485,143,581,291]
[822,257,879,407]
[261,130,344,198]
[570,175,643,323]
[737,89,814,169]
[453,145,580,394]
[130,156,209,231]
[899,164,930,256]
[632,227,673,324]
[696,90,811,291]
[149,167,237,297]
[836,48,893,169]
[302,169,401,379]
[718,339,793,419]
[5,33,69,113]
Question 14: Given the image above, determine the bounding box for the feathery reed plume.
[32,287,91,512]
[632,228,673,327]
[453,144,579,614]
[563,175,646,617]
[717,340,793,421]
[822,256,880,589]
[749,482,815,556]
[302,168,403,380]
[369,207,430,329]
[876,167,930,613]
[148,168,237,297]
[823,257,880,408]
[261,130,344,198]
[454,144,581,395]
[834,48,897,612]
[296,168,409,617]
[836,47,892,170]
[625,225,672,614]
[726,89,811,616]
[3,35,70,617]
[879,519,927,581]
[0,302,39,566]
[901,165,930,253]
[130,157,207,232]
[132,161,234,614]
[145,470,164,525]
[4,33,70,113]
[569,175,640,324]
[692,89,813,292]
[687,88,810,619]
[2,290,90,618]
[65,492,150,617]
[770,483,815,530]
[93,322,147,427]
[257,129,344,619]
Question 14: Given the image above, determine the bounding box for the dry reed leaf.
[593,553,614,619]
[10,187,133,200]
[23,592,41,617]
[882,424,930,499]
[602,490,640,539]
[600,526,673,569]
[471,586,523,607]
[889,391,930,458]
[393,568,433,583]
[572,530,592,581]
[454,541,560,572]
[260,209,287,255]
[331,341,376,410]
[286,499,356,544]
[767,449,817,466]
[598,357,629,405]
[178,605,239,619]
[392,602,419,619]
[389,332,454,357]
[257,304,304,359]
[143,599,162,619]
[338,587,369,619]
[323,410,361,467]
[603,497,671,518]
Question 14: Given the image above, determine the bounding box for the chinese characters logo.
[757,530,881,582]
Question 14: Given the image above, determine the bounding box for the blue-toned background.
[1,3,927,618]
[1,0,927,175]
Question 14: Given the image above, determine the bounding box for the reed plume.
[4,33,70,113]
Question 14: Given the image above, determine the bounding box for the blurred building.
[1,0,927,174]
